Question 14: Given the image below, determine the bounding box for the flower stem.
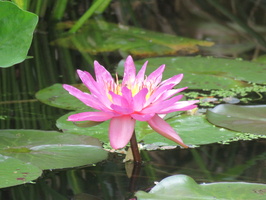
[130,130,142,163]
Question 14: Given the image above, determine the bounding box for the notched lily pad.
[207,104,266,135]
[0,1,38,67]
[0,130,108,170]
[0,155,42,188]
[136,174,266,200]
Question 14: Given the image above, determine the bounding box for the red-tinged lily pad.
[56,112,239,149]
[0,155,42,189]
[135,175,266,200]
[206,104,266,135]
[117,56,266,89]
[52,20,213,57]
[0,1,38,68]
[0,130,108,170]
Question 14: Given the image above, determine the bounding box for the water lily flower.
[63,56,199,149]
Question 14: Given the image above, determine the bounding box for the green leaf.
[253,54,266,64]
[138,115,239,147]
[0,155,42,188]
[0,130,108,170]
[136,175,266,200]
[117,56,266,89]
[35,84,89,110]
[57,112,239,149]
[0,1,38,68]
[56,112,110,144]
[206,104,266,135]
[53,20,213,57]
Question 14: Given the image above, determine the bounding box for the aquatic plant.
[63,56,198,152]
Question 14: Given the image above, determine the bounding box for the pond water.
[0,100,265,199]
[1,1,266,199]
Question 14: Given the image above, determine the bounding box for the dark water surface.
[0,132,265,199]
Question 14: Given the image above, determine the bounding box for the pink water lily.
[63,56,198,149]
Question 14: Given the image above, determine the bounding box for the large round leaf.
[35,84,89,110]
[56,112,239,149]
[0,155,42,189]
[0,130,108,169]
[207,104,266,135]
[117,57,266,89]
[136,175,266,200]
[0,1,38,68]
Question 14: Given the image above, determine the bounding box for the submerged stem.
[130,130,142,163]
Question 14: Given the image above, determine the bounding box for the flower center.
[106,74,156,102]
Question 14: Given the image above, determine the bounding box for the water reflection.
[0,140,265,200]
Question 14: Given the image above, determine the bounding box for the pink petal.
[147,114,188,148]
[146,64,165,86]
[122,56,136,86]
[143,95,184,114]
[76,70,112,108]
[77,70,98,95]
[159,101,199,113]
[63,84,104,110]
[131,113,154,121]
[135,61,148,82]
[145,83,175,105]
[109,91,123,105]
[133,88,148,111]
[68,111,114,121]
[94,61,114,84]
[110,104,133,114]
[159,74,183,87]
[153,87,188,103]
[109,116,136,149]
[121,86,133,106]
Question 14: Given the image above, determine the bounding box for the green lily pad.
[0,130,108,169]
[206,104,266,135]
[52,20,213,57]
[56,112,239,149]
[0,1,38,68]
[117,56,266,89]
[253,54,266,64]
[56,112,110,144]
[135,175,266,200]
[35,84,89,110]
[0,155,42,188]
[139,115,238,147]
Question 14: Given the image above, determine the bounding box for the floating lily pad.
[0,130,108,169]
[135,175,266,200]
[0,155,42,188]
[56,112,110,144]
[206,104,266,135]
[52,20,213,57]
[117,56,266,89]
[138,115,238,147]
[35,84,89,110]
[56,112,239,149]
[0,1,38,68]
